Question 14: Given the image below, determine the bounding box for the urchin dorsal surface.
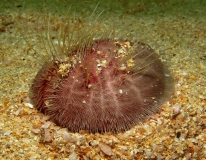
[30,37,173,133]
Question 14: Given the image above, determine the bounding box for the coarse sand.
[0,1,205,159]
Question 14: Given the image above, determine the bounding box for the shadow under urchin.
[29,15,173,133]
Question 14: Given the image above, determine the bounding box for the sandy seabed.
[0,2,206,160]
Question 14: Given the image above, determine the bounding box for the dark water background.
[1,0,206,17]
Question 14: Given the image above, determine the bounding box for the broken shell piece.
[63,131,72,143]
[41,121,52,129]
[31,128,41,134]
[44,128,52,142]
[99,142,112,156]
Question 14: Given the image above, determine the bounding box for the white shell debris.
[24,103,33,108]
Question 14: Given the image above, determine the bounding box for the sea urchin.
[29,16,173,133]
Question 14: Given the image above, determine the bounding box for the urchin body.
[30,39,173,133]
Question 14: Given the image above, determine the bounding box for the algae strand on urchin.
[29,16,173,133]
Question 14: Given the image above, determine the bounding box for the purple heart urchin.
[29,20,173,133]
